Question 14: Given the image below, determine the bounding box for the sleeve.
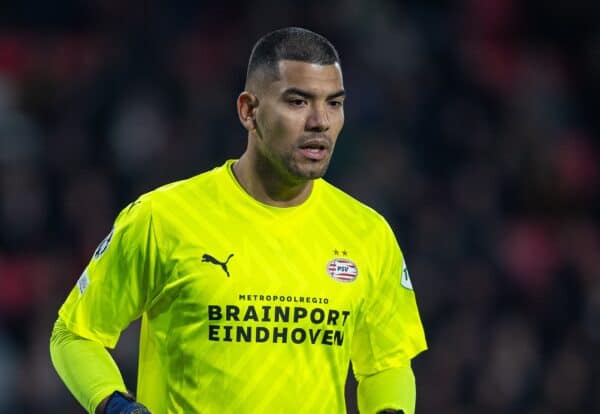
[58,196,167,349]
[357,365,416,414]
[50,318,129,414]
[351,216,427,413]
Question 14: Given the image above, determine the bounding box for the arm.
[352,216,427,414]
[49,318,127,414]
[51,198,165,413]
[358,365,415,414]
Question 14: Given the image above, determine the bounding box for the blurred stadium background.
[1,0,599,413]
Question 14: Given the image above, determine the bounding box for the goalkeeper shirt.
[58,160,427,413]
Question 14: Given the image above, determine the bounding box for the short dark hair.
[246,27,340,83]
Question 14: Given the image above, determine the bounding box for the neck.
[232,153,314,207]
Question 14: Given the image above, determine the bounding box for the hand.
[104,391,151,414]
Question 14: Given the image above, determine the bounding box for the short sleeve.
[58,197,166,349]
[351,217,427,380]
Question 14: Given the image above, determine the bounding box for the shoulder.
[112,164,226,233]
[110,166,228,253]
[316,179,391,232]
[151,164,223,200]
[135,164,225,210]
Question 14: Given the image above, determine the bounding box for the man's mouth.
[298,139,331,161]
[299,143,329,161]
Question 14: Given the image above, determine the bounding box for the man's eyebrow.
[282,88,346,100]
[327,90,346,99]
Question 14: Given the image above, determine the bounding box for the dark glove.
[377,410,404,414]
[104,391,151,414]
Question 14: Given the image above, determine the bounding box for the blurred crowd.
[1,1,599,413]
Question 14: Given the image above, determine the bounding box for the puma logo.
[202,253,234,277]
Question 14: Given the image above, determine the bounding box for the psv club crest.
[327,257,359,283]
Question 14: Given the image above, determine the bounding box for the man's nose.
[306,105,330,132]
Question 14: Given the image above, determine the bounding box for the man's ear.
[237,91,259,132]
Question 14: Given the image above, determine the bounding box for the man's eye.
[329,100,343,107]
[288,99,306,106]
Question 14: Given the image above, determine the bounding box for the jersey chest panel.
[159,215,371,353]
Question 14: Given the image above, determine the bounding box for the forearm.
[357,365,416,414]
[50,318,128,414]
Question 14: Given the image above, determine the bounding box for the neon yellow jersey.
[58,160,427,413]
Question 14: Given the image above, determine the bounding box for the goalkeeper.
[50,27,427,414]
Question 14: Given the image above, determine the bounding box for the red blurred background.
[0,1,599,413]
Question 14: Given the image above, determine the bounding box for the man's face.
[250,60,345,182]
